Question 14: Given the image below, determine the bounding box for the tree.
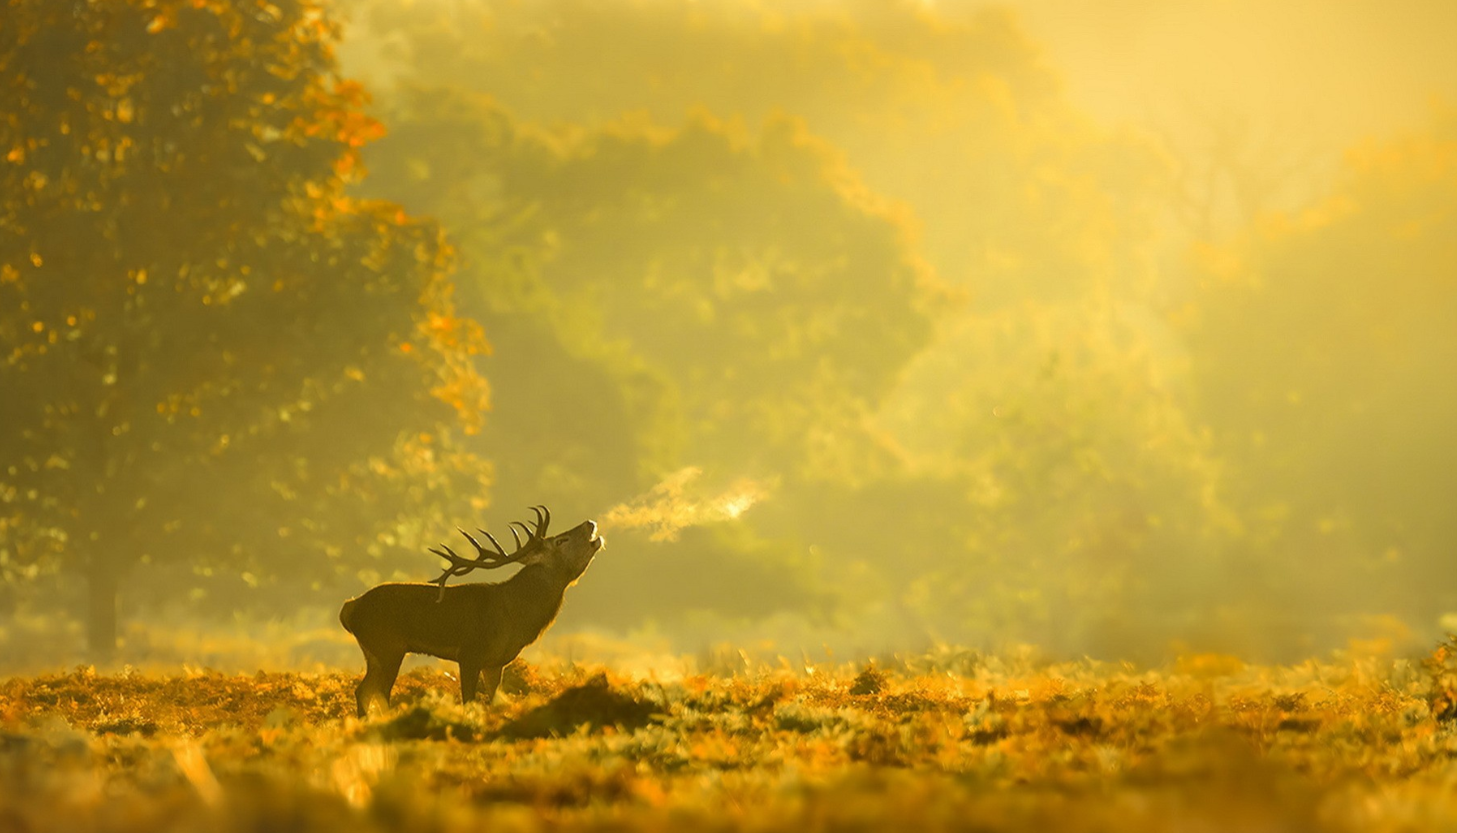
[343,0,1163,304]
[869,303,1236,656]
[1184,112,1457,632]
[0,0,489,656]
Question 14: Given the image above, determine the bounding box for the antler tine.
[458,527,513,565]
[484,522,542,566]
[457,527,487,557]
[429,544,484,602]
[452,527,534,570]
[430,565,472,602]
[425,506,554,601]
[428,543,461,564]
[478,528,511,560]
[430,544,478,572]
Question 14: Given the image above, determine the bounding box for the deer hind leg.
[480,664,504,704]
[356,645,404,718]
[457,656,504,706]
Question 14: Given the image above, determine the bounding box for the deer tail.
[339,597,359,634]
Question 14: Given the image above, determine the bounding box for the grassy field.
[4,643,1457,832]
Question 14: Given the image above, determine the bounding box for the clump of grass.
[369,700,480,742]
[495,673,659,740]
[848,665,886,695]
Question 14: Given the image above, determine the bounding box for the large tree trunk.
[86,561,119,660]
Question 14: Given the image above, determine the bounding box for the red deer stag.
[339,506,603,717]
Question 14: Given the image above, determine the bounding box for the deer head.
[426,505,603,601]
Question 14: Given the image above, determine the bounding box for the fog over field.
[4,0,1457,670]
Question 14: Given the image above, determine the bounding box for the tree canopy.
[1185,112,1457,629]
[0,0,489,654]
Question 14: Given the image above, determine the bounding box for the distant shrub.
[1423,635,1457,722]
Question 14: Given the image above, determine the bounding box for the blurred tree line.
[340,0,1457,656]
[2,0,1453,661]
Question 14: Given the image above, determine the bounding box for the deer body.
[340,511,602,717]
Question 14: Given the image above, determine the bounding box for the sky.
[1009,0,1457,211]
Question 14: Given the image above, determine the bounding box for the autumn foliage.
[0,0,490,655]
[3,648,1457,832]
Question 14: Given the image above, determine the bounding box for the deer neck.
[502,563,570,648]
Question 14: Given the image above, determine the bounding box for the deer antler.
[428,506,551,601]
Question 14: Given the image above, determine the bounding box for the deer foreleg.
[458,657,504,705]
[458,654,482,704]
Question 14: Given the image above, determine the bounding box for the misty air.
[2,1,1456,831]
